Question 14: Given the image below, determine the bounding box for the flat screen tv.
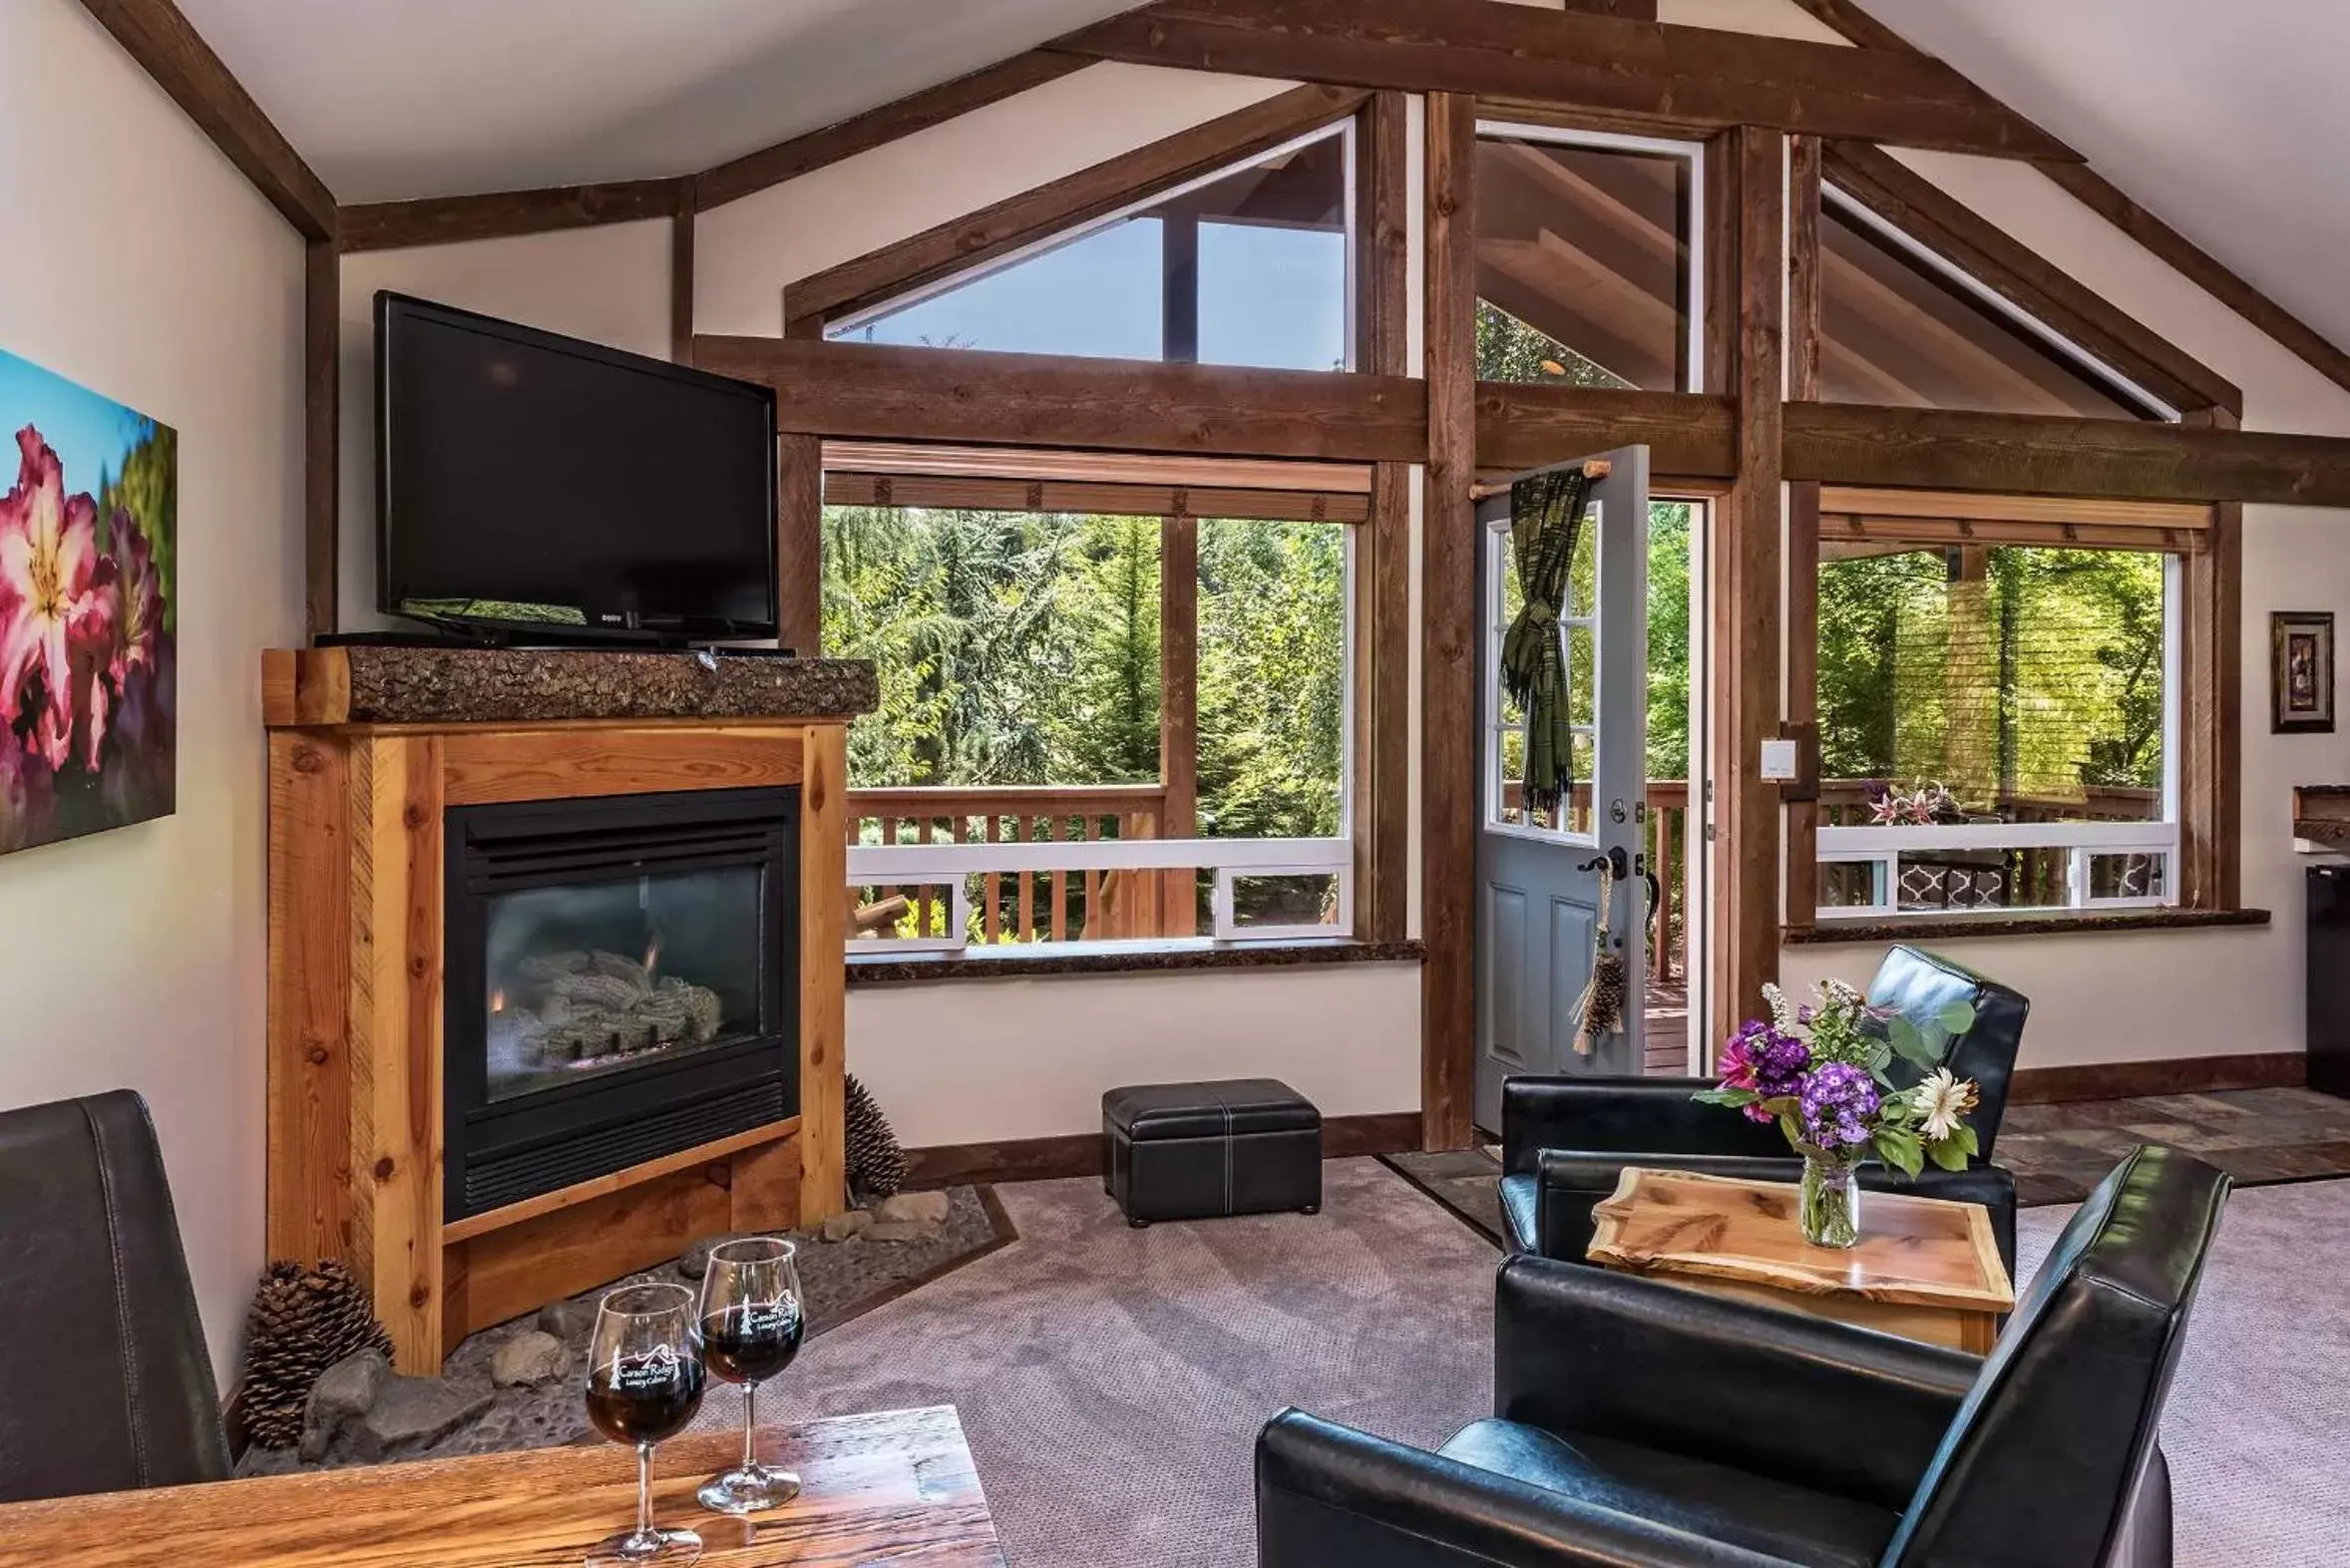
[375,292,779,643]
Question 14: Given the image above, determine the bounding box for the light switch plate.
[1760,738,1798,780]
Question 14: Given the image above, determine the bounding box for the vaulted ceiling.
[1852,0,2350,355]
[172,0,1138,203]
[172,0,2349,361]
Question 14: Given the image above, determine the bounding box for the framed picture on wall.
[0,348,177,856]
[2272,610,2336,734]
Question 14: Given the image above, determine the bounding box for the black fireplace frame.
[442,785,800,1222]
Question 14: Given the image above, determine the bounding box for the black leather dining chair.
[1499,945,2031,1273]
[0,1090,230,1503]
[1259,1144,2227,1568]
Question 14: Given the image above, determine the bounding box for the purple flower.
[1749,1028,1810,1101]
[1798,1061,1880,1153]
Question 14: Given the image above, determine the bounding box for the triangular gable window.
[1473,129,1700,392]
[1819,189,2168,420]
[829,125,1352,372]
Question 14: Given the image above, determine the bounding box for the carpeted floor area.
[702,1158,2349,1566]
[703,1159,1496,1566]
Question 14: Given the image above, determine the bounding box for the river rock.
[537,1297,598,1342]
[347,1376,495,1462]
[876,1190,951,1227]
[299,1349,388,1462]
[490,1331,570,1388]
[821,1209,873,1243]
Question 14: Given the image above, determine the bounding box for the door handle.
[1577,847,1630,880]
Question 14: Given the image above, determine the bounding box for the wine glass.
[694,1237,807,1514]
[585,1282,708,1565]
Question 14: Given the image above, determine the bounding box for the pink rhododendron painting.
[0,349,175,854]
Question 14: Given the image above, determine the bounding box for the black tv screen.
[376,292,778,640]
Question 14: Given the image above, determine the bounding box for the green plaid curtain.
[1502,468,1593,822]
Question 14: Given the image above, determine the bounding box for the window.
[828,125,1353,371]
[1472,125,1702,392]
[823,460,1358,949]
[1814,530,2179,919]
[1817,189,2170,420]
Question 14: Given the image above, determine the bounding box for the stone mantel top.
[263,644,877,728]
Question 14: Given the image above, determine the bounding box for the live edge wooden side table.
[1587,1167,2015,1354]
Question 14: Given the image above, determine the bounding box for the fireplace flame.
[643,934,661,981]
[490,986,507,1012]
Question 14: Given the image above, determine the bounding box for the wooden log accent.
[2179,408,2241,911]
[1474,385,1738,479]
[1045,0,2076,163]
[1420,91,1478,1152]
[669,189,695,363]
[337,179,683,253]
[439,726,805,805]
[1820,141,2239,418]
[798,723,849,1224]
[823,471,1369,524]
[0,1405,1004,1566]
[1357,89,1411,946]
[702,335,1428,463]
[1781,402,2350,507]
[1784,135,1823,935]
[783,83,1370,329]
[76,0,336,240]
[696,52,1088,212]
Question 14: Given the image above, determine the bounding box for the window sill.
[1785,908,2271,946]
[845,937,1424,986]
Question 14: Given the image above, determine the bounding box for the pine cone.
[845,1073,908,1203]
[240,1260,394,1449]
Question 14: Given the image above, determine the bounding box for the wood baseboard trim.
[2011,1051,2305,1104]
[902,1110,1425,1189]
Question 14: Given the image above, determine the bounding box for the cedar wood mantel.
[261,646,862,1373]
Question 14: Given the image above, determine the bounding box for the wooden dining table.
[0,1404,1004,1566]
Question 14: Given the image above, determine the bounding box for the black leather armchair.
[1259,1144,2227,1567]
[0,1090,230,1503]
[1500,945,2030,1273]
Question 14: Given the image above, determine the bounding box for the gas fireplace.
[443,786,800,1221]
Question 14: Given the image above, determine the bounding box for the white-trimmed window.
[828,122,1356,373]
[824,452,1360,951]
[1814,532,2180,920]
[1472,122,1707,394]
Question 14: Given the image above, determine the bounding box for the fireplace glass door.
[485,864,763,1102]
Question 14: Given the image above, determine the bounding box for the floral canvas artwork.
[0,349,175,855]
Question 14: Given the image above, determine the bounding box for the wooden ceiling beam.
[1045,0,2077,162]
[782,82,1369,331]
[339,179,684,253]
[1472,384,1736,477]
[693,52,1086,212]
[78,0,336,240]
[693,334,1426,462]
[1783,402,2350,507]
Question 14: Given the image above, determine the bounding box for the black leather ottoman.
[1102,1079,1322,1227]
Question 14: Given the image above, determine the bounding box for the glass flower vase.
[1798,1152,1862,1249]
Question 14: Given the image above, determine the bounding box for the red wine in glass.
[585,1283,706,1566]
[695,1238,806,1515]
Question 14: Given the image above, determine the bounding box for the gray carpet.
[2020,1179,2350,1566]
[694,1160,2345,1566]
[701,1159,1495,1565]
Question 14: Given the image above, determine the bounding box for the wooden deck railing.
[848,783,1177,943]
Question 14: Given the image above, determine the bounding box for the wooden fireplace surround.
[262,649,851,1373]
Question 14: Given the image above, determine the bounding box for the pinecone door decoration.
[844,1072,908,1204]
[242,1260,394,1449]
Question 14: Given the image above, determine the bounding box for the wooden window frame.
[824,445,1376,953]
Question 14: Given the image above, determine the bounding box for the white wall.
[0,0,305,1382]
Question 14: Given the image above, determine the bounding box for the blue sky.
[841,214,1348,372]
[0,348,154,498]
